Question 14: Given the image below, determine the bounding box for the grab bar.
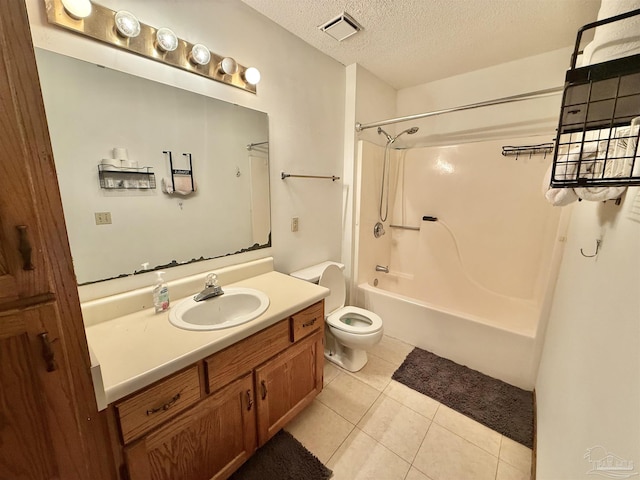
[389,224,420,231]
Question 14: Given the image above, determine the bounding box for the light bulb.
[190,44,211,66]
[114,11,140,38]
[219,57,238,75]
[243,67,261,85]
[61,0,92,19]
[156,27,178,52]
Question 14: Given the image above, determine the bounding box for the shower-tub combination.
[353,125,567,389]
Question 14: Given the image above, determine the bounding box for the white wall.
[396,47,573,144]
[342,65,397,299]
[535,1,640,476]
[535,194,640,478]
[26,0,345,296]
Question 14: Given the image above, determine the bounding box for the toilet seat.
[327,306,383,335]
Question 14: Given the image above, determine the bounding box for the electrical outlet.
[291,217,299,232]
[95,212,112,225]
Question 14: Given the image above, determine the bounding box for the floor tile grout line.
[383,380,443,421]
[315,383,383,427]
[430,410,502,458]
[323,420,357,467]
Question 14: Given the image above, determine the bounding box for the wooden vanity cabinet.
[0,2,115,479]
[117,301,325,480]
[255,330,324,445]
[125,374,257,480]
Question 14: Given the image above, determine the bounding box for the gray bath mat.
[229,430,332,480]
[393,348,533,448]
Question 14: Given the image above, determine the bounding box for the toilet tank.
[289,261,344,284]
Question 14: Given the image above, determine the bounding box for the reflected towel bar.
[247,141,269,151]
[281,172,340,181]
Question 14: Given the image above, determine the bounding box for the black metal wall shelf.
[550,8,640,188]
[98,165,156,190]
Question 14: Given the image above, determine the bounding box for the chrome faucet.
[375,265,389,273]
[194,273,224,302]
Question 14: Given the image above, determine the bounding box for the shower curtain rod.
[354,86,563,132]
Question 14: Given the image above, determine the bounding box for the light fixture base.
[44,0,258,94]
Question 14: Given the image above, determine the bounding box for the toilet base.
[324,346,368,372]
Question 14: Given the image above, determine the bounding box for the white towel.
[580,0,640,66]
[574,126,635,201]
[543,143,599,205]
[161,177,197,196]
[542,164,578,206]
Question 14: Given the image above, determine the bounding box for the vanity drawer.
[205,319,291,393]
[290,301,324,343]
[115,365,201,444]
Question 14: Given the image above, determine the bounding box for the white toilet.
[291,262,383,372]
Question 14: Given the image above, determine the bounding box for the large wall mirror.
[35,49,271,285]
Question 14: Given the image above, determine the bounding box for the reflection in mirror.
[35,49,271,285]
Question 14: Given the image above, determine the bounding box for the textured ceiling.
[240,0,601,89]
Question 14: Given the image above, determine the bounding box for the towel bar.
[281,172,340,181]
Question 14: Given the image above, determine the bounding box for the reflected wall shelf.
[98,165,156,190]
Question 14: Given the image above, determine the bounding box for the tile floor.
[285,335,533,480]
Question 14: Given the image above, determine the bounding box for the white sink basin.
[169,287,269,331]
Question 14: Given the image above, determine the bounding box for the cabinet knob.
[260,380,268,400]
[16,225,34,271]
[246,390,253,411]
[38,332,57,372]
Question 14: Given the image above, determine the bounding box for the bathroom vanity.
[84,263,328,479]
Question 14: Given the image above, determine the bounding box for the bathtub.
[359,276,540,390]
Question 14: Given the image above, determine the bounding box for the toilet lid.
[327,306,383,334]
[318,264,345,315]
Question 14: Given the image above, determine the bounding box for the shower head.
[377,127,394,143]
[378,126,419,145]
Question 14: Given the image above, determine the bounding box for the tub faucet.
[375,265,389,273]
[194,273,224,302]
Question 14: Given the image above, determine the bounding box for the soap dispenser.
[153,271,170,313]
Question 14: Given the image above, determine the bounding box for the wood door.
[0,302,100,479]
[255,330,324,445]
[0,1,116,479]
[0,1,59,306]
[125,373,257,480]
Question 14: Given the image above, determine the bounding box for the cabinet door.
[0,303,98,479]
[0,1,61,306]
[125,373,257,480]
[255,330,324,445]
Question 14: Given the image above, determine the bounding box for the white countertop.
[86,271,329,407]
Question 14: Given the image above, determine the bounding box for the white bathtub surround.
[83,257,329,407]
[355,138,567,389]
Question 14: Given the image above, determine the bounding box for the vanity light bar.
[44,0,259,94]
